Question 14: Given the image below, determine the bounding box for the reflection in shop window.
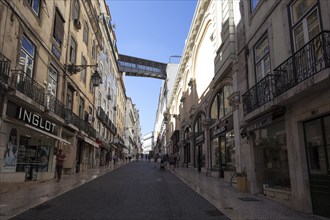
[253,117,290,189]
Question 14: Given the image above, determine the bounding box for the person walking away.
[113,154,117,166]
[56,149,65,182]
[105,151,111,167]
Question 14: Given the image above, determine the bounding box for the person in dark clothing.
[56,149,65,182]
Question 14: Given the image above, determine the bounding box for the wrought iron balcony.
[243,31,330,114]
[64,109,96,139]
[46,93,66,118]
[10,70,45,106]
[274,31,330,97]
[96,106,117,134]
[242,75,274,114]
[0,53,11,84]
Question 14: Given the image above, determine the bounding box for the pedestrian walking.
[55,149,66,182]
[113,154,117,165]
[105,151,111,167]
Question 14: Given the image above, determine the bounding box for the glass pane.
[220,138,226,166]
[251,0,260,12]
[256,62,263,82]
[32,0,40,15]
[210,97,217,119]
[219,92,224,118]
[255,37,268,62]
[294,24,305,50]
[307,10,320,40]
[305,119,327,174]
[225,131,235,170]
[211,138,220,170]
[291,0,316,24]
[22,35,35,57]
[224,86,232,115]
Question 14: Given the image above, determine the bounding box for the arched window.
[210,85,233,120]
[194,113,205,134]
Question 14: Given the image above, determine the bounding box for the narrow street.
[10,161,228,220]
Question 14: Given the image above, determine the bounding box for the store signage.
[214,125,226,136]
[244,114,272,133]
[18,107,56,133]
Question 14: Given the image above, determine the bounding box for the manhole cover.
[238,197,259,201]
[205,209,224,216]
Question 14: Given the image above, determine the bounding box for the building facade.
[0,0,131,183]
[162,0,330,218]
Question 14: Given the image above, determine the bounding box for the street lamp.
[64,63,102,87]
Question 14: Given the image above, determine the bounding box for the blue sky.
[107,0,197,136]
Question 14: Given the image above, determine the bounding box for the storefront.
[194,113,206,172]
[210,115,235,178]
[1,101,69,182]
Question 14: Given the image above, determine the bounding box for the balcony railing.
[243,31,330,114]
[46,94,66,118]
[242,75,274,114]
[65,109,96,139]
[0,53,11,84]
[97,106,117,134]
[274,31,330,96]
[10,70,45,106]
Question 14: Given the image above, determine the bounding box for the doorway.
[304,115,330,218]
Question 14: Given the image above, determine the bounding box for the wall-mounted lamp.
[64,63,102,87]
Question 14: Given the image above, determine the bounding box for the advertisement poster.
[3,128,18,172]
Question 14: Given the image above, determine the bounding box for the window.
[27,0,40,16]
[92,40,96,60]
[72,0,80,20]
[291,0,320,51]
[83,21,89,45]
[254,35,270,82]
[19,35,35,78]
[46,65,58,111]
[81,57,87,82]
[250,0,260,12]
[210,86,233,120]
[66,87,74,111]
[79,97,85,119]
[70,38,77,64]
[53,9,65,48]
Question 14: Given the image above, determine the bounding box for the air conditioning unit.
[73,19,81,30]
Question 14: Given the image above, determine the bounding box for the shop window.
[253,117,290,189]
[16,135,52,177]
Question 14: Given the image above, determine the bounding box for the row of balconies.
[0,56,114,140]
[96,106,117,134]
[242,31,330,114]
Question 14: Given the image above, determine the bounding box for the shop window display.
[253,118,290,189]
[16,135,51,179]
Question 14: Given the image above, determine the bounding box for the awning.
[25,124,71,144]
[84,137,99,148]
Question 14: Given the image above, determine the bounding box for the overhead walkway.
[118,54,167,80]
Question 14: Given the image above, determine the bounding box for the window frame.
[53,9,65,48]
[27,0,41,16]
[253,34,270,83]
[83,21,89,45]
[290,0,320,52]
[70,37,77,64]
[72,0,80,20]
[81,56,87,82]
[19,35,36,78]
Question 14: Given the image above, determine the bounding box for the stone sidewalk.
[0,161,328,220]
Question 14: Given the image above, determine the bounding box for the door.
[304,115,330,218]
[219,137,226,178]
[197,145,202,172]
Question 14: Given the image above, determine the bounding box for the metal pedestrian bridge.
[118,54,167,80]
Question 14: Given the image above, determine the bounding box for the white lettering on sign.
[18,107,56,133]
